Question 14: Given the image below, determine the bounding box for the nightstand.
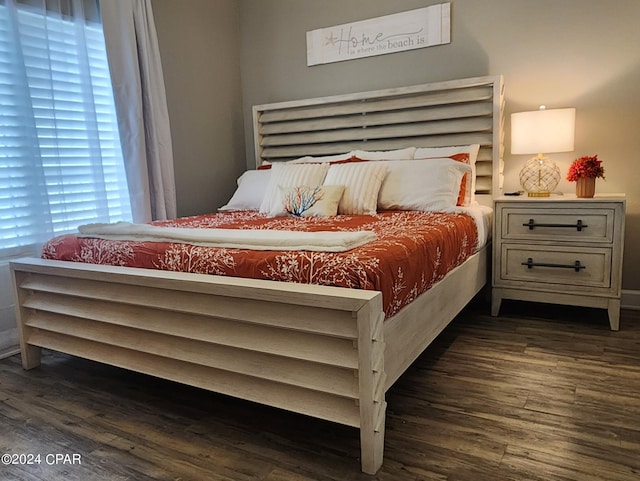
[491,194,626,330]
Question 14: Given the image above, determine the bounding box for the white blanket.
[77,222,377,252]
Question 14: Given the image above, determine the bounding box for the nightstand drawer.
[500,207,614,243]
[499,244,611,290]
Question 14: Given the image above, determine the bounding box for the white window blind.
[0,2,132,256]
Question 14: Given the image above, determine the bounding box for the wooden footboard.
[10,246,487,474]
[10,258,386,474]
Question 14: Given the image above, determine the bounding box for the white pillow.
[299,152,355,163]
[260,163,330,216]
[414,144,480,161]
[260,152,355,167]
[354,147,416,161]
[413,144,480,205]
[219,169,270,211]
[323,162,388,215]
[280,185,345,217]
[258,152,359,175]
[378,158,472,211]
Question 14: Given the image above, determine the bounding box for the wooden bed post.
[356,298,386,474]
[10,268,42,369]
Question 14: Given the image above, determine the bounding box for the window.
[0,2,131,256]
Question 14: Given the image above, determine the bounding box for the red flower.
[566,155,605,182]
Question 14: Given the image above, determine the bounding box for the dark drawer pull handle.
[523,219,588,231]
[522,257,586,272]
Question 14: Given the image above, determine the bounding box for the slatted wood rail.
[11,259,387,473]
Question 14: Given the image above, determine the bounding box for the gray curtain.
[100,0,177,222]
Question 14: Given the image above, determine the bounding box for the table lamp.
[511,106,576,197]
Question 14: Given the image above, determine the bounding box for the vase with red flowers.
[566,155,605,198]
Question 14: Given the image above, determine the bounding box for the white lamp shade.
[511,108,576,154]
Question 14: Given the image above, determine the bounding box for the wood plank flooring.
[1,300,640,480]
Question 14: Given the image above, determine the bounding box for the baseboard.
[621,289,640,310]
[0,345,19,360]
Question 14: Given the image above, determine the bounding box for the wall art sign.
[306,3,451,66]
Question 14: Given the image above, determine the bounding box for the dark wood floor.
[1,300,640,481]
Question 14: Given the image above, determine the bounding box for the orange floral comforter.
[42,211,479,318]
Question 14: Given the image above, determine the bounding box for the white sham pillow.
[413,144,480,205]
[354,147,416,161]
[280,185,345,217]
[260,163,330,216]
[260,152,354,167]
[323,162,388,215]
[219,169,271,211]
[413,144,480,161]
[299,152,355,163]
[378,158,472,212]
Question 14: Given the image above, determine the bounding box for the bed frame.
[11,75,504,474]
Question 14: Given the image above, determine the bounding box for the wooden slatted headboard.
[252,75,504,204]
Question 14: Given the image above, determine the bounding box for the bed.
[11,75,504,474]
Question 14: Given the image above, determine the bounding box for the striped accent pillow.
[323,162,388,215]
[259,162,330,216]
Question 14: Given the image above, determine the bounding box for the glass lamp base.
[519,155,560,197]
